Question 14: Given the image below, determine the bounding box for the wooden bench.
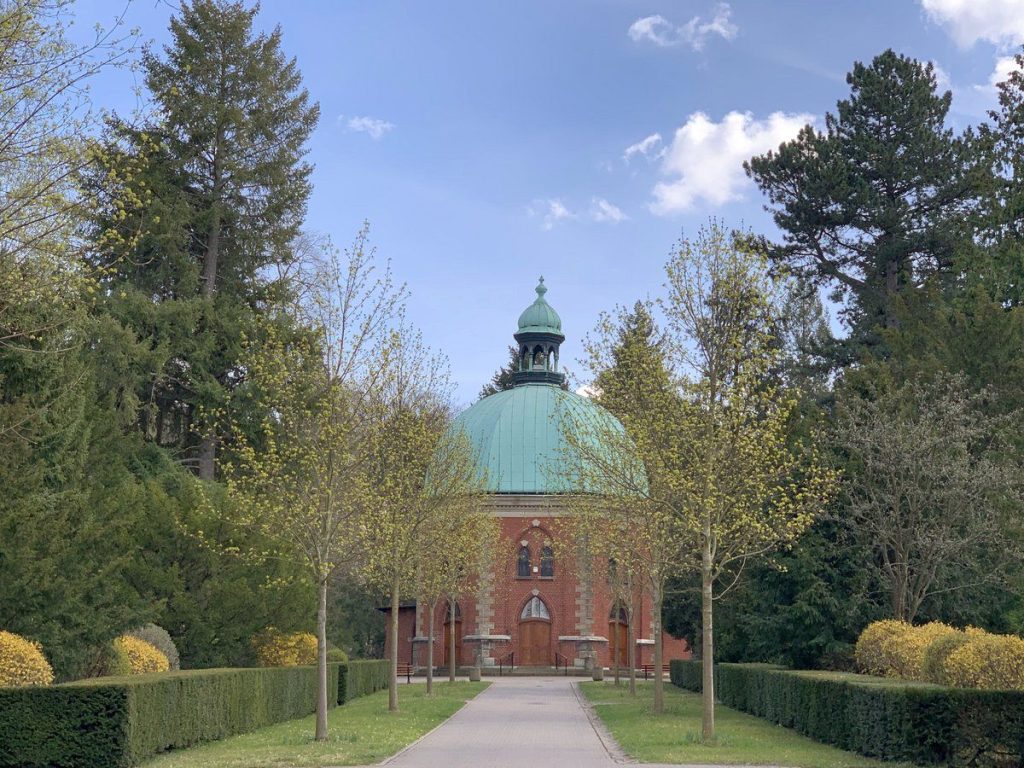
[641,663,671,680]
[397,662,413,683]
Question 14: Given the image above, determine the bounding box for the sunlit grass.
[143,681,488,768]
[580,681,909,767]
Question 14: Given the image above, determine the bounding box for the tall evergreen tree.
[89,0,319,479]
[746,50,983,365]
[980,51,1024,307]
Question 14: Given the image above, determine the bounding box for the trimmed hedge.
[337,659,389,703]
[670,660,1024,766]
[0,665,339,768]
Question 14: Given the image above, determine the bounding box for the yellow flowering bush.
[921,630,971,685]
[252,629,318,667]
[855,620,913,676]
[112,635,170,675]
[0,630,54,687]
[944,633,1024,690]
[856,620,960,679]
[884,622,958,680]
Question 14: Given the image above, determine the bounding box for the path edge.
[378,681,492,766]
[572,680,636,765]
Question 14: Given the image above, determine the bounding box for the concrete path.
[380,676,751,768]
[383,676,616,767]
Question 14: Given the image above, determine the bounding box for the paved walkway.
[381,676,740,768]
[383,677,615,767]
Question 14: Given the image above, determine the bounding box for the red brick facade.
[386,495,691,671]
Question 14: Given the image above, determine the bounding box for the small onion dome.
[517,277,563,336]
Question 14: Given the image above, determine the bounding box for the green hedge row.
[0,661,392,768]
[670,660,1024,766]
[337,659,389,703]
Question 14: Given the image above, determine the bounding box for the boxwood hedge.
[670,659,1024,766]
[0,661,392,768]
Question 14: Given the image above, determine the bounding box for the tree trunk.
[701,553,715,744]
[202,156,222,299]
[315,577,329,741]
[426,600,435,696]
[612,608,620,686]
[652,592,664,714]
[627,595,637,696]
[389,578,399,712]
[448,597,457,682]
[198,431,216,481]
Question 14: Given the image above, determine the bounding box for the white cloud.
[590,197,628,223]
[983,55,1021,90]
[528,199,576,230]
[344,115,394,140]
[623,133,663,162]
[922,0,1024,48]
[628,3,738,51]
[650,110,813,214]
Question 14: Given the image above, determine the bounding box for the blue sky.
[75,0,1024,405]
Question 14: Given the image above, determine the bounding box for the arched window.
[516,545,531,578]
[520,347,529,371]
[607,558,617,584]
[609,602,628,623]
[520,596,550,620]
[446,602,461,623]
[540,545,554,578]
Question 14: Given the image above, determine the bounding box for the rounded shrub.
[252,629,318,667]
[327,647,348,663]
[922,629,971,685]
[855,620,912,676]
[0,630,54,687]
[112,635,170,675]
[944,633,1024,690]
[129,624,180,670]
[884,621,958,680]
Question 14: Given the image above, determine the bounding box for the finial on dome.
[536,276,547,297]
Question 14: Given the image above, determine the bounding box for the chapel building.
[388,279,691,671]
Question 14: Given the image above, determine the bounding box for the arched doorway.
[609,602,629,667]
[519,596,551,665]
[444,602,462,668]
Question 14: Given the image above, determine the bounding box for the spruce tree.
[746,50,982,365]
[91,0,319,479]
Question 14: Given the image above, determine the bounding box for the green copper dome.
[452,384,626,494]
[517,277,563,336]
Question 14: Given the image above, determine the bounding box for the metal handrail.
[554,651,569,676]
[496,651,514,676]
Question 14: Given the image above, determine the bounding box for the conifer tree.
[90,0,319,478]
[746,50,982,364]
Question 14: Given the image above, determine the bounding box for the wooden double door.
[518,619,552,666]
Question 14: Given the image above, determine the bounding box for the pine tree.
[746,50,983,365]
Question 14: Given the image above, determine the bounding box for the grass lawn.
[579,681,908,768]
[142,681,488,768]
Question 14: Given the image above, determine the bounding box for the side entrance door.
[608,620,628,667]
[444,619,462,668]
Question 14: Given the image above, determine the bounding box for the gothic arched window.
[520,596,550,620]
[540,545,554,578]
[517,545,531,578]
